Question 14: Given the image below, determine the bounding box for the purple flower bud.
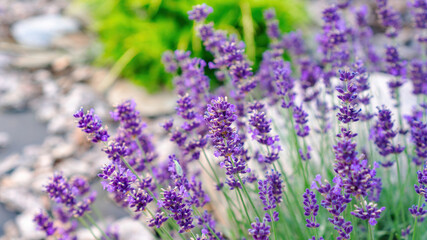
[33,211,56,236]
[188,4,213,22]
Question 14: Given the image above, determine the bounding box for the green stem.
[412,195,423,240]
[394,153,406,223]
[270,209,277,240]
[78,217,100,240]
[85,214,112,240]
[236,187,252,224]
[236,173,261,219]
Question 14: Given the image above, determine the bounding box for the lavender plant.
[34,1,427,240]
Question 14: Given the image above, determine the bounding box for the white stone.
[11,14,79,48]
[16,211,45,239]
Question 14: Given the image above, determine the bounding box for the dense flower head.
[74,107,109,143]
[351,201,386,225]
[322,6,340,23]
[409,60,427,95]
[293,105,310,137]
[45,173,76,207]
[248,103,281,160]
[376,0,401,38]
[414,165,427,199]
[127,189,153,212]
[385,46,405,78]
[281,31,306,56]
[44,173,96,219]
[336,70,361,124]
[333,128,358,176]
[342,159,378,197]
[147,210,169,228]
[188,4,213,22]
[274,59,295,108]
[328,216,353,240]
[302,188,320,228]
[263,8,281,40]
[409,203,427,217]
[34,211,56,236]
[160,186,195,233]
[204,97,241,158]
[110,99,146,136]
[176,94,196,121]
[299,59,322,102]
[248,217,271,240]
[312,176,352,217]
[370,106,404,156]
[405,108,427,165]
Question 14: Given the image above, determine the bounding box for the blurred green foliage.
[78,0,307,92]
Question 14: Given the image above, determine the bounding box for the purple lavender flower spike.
[34,211,56,236]
[303,188,320,228]
[370,106,404,156]
[128,189,153,212]
[263,8,281,40]
[351,201,386,226]
[74,107,109,143]
[161,187,195,233]
[309,237,325,240]
[248,217,270,240]
[405,108,427,165]
[409,204,427,217]
[188,4,213,22]
[147,210,169,228]
[293,105,310,137]
[376,0,401,38]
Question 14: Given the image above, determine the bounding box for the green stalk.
[236,186,252,224]
[394,153,406,223]
[412,195,423,240]
[85,214,112,240]
[146,209,175,240]
[78,217,100,240]
[270,209,277,240]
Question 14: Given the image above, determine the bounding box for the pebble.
[107,81,176,117]
[16,210,45,239]
[0,132,10,148]
[11,14,80,48]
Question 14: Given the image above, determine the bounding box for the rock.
[0,154,20,176]
[71,66,93,82]
[51,143,75,160]
[52,55,71,72]
[16,211,45,239]
[0,132,10,148]
[60,84,99,115]
[56,158,90,176]
[2,220,19,239]
[112,217,155,240]
[52,33,91,50]
[35,101,58,122]
[11,14,80,48]
[107,81,176,117]
[6,167,33,187]
[11,51,63,69]
[47,115,69,134]
[0,188,42,212]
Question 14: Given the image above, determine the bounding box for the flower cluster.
[248,102,281,164]
[74,107,109,143]
[370,106,404,158]
[302,188,320,228]
[258,170,283,222]
[204,97,250,188]
[351,201,386,226]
